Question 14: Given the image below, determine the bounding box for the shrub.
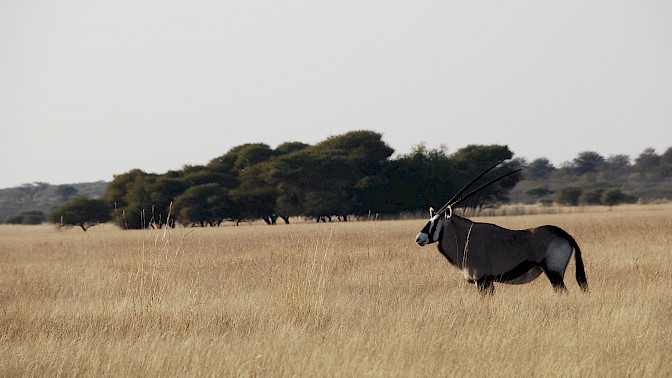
[554,187,582,206]
[525,186,554,198]
[5,214,25,224]
[4,211,46,225]
[601,189,637,206]
[580,189,606,205]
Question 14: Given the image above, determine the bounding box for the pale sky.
[1,0,671,189]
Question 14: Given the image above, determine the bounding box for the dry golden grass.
[1,204,671,377]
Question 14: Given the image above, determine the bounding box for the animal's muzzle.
[415,233,428,246]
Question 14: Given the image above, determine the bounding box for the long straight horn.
[436,159,506,215]
[451,168,522,208]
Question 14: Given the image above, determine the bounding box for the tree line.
[7,131,670,230]
[47,130,521,230]
[518,147,672,206]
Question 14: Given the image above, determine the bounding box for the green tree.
[208,143,275,174]
[633,148,660,177]
[555,187,582,206]
[601,154,631,179]
[230,163,278,224]
[267,131,394,221]
[122,173,159,229]
[525,186,554,200]
[48,197,111,231]
[104,170,160,229]
[4,214,24,224]
[5,210,46,225]
[18,182,49,203]
[659,147,672,178]
[450,145,519,209]
[385,143,454,212]
[173,183,233,226]
[55,185,79,201]
[579,188,606,205]
[526,158,555,179]
[601,189,637,206]
[573,151,605,176]
[149,177,188,226]
[275,141,310,156]
[104,169,148,209]
[270,150,357,219]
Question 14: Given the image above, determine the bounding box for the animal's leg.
[476,277,495,295]
[544,270,568,292]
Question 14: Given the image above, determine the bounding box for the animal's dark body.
[414,159,588,295]
[417,213,588,295]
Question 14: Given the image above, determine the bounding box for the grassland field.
[1,204,671,377]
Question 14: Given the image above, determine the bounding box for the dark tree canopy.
[18,182,49,203]
[450,145,519,210]
[230,163,277,224]
[604,154,631,177]
[55,185,79,201]
[573,151,605,176]
[554,187,583,206]
[5,210,46,225]
[100,131,523,227]
[526,158,555,179]
[661,147,672,178]
[634,148,660,174]
[173,183,232,227]
[48,197,111,231]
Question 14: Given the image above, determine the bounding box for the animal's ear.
[445,205,453,219]
[429,207,435,217]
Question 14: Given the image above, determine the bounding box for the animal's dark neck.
[450,214,474,239]
[437,215,473,268]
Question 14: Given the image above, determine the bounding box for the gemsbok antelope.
[415,160,588,295]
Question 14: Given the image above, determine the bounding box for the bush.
[5,214,24,224]
[525,186,554,198]
[554,187,582,206]
[4,210,46,225]
[601,189,637,206]
[580,189,606,205]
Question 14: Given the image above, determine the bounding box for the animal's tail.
[548,225,589,292]
[567,234,589,292]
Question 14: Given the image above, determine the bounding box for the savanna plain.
[1,204,671,377]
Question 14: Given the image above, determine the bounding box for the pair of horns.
[435,159,521,216]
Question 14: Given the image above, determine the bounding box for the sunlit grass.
[1,204,671,376]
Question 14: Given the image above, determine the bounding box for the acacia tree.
[55,185,79,201]
[230,163,278,224]
[526,158,555,179]
[149,177,188,226]
[604,154,631,178]
[450,145,519,210]
[633,148,660,177]
[385,143,454,213]
[104,169,150,228]
[18,182,49,203]
[573,151,605,176]
[48,197,111,231]
[267,131,394,221]
[173,183,234,226]
[661,147,672,178]
[555,187,582,206]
